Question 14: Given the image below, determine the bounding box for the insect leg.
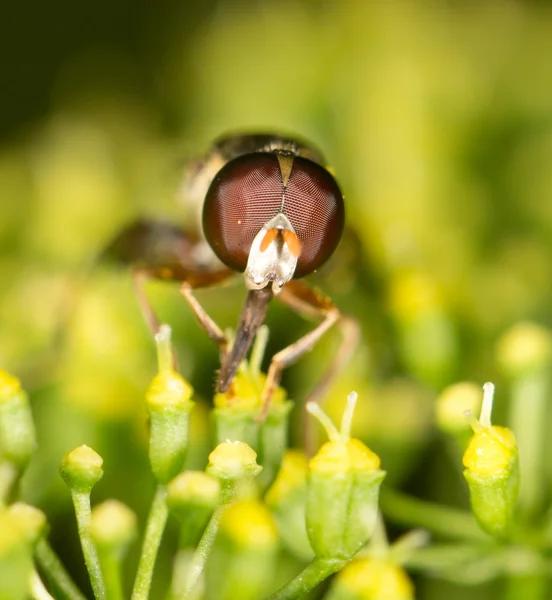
[258,281,360,428]
[132,266,234,369]
[179,281,230,364]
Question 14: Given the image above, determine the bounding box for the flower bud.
[388,270,457,387]
[89,500,136,600]
[265,450,312,560]
[0,370,36,472]
[306,393,385,560]
[212,326,292,489]
[147,325,194,484]
[205,499,278,600]
[6,503,48,545]
[167,471,220,547]
[213,375,288,445]
[496,322,552,378]
[436,382,482,436]
[90,500,137,554]
[496,322,551,518]
[326,557,414,600]
[60,445,103,494]
[436,382,483,451]
[463,383,519,538]
[207,441,262,499]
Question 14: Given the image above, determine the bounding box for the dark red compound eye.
[202,152,344,278]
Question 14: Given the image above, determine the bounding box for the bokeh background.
[3,0,552,598]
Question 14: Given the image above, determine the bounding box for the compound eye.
[202,153,284,271]
[285,157,344,278]
[202,151,345,280]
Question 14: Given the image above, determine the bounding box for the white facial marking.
[244,213,299,294]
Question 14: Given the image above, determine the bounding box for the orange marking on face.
[260,228,278,252]
[282,230,302,257]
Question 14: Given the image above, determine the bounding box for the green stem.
[380,488,490,542]
[180,504,227,599]
[508,372,548,521]
[402,543,489,572]
[72,491,106,600]
[171,549,194,599]
[265,557,346,600]
[131,485,168,600]
[29,570,54,600]
[34,538,87,600]
[98,550,124,600]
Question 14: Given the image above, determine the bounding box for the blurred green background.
[3,0,552,598]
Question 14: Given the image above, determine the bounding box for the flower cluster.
[1,320,551,600]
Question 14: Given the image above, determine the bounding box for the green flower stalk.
[34,538,87,600]
[306,392,385,560]
[60,445,105,600]
[265,450,313,560]
[205,499,278,600]
[167,471,220,547]
[134,325,191,600]
[388,269,457,387]
[167,472,221,598]
[268,392,385,600]
[212,326,293,490]
[463,382,519,539]
[91,500,137,600]
[496,321,552,520]
[181,441,262,599]
[147,325,194,484]
[0,370,36,502]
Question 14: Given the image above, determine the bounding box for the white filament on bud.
[480,382,495,429]
[155,324,173,373]
[340,391,358,442]
[306,401,340,442]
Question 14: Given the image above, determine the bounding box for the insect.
[106,133,359,418]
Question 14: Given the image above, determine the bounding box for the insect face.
[105,132,356,416]
[202,151,344,294]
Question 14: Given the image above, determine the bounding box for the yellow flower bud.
[327,557,414,600]
[90,500,137,552]
[306,394,385,560]
[462,383,519,538]
[147,326,194,483]
[436,382,482,435]
[496,322,552,378]
[207,441,262,498]
[0,370,36,472]
[60,445,103,494]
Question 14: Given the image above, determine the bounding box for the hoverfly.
[106,133,359,418]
